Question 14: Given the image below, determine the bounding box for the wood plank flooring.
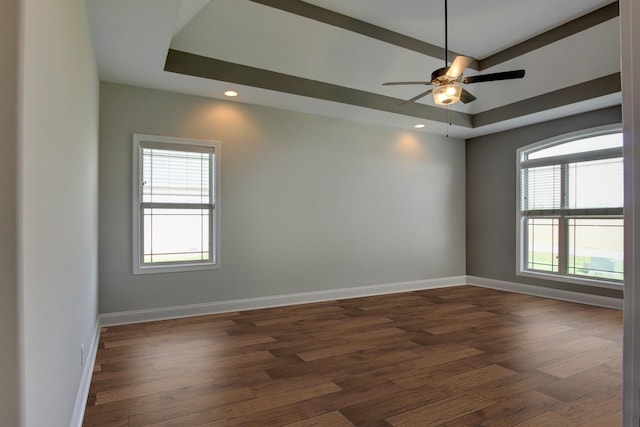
[83,285,622,426]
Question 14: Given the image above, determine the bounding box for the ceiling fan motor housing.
[431,67,451,84]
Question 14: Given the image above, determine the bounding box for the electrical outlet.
[80,344,85,367]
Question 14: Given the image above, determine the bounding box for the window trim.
[132,134,221,275]
[515,124,623,289]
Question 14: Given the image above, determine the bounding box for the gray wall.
[466,106,623,299]
[20,0,100,425]
[99,82,466,313]
[0,0,20,424]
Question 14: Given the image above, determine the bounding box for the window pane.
[526,218,559,272]
[528,133,622,160]
[142,148,211,204]
[567,158,623,209]
[522,165,562,210]
[568,218,623,281]
[142,208,210,263]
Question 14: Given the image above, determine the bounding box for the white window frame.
[132,134,221,275]
[516,124,623,289]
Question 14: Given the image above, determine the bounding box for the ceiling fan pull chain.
[445,108,450,138]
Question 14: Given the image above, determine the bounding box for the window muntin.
[567,218,623,281]
[518,129,623,286]
[142,208,210,264]
[526,217,559,273]
[133,134,220,274]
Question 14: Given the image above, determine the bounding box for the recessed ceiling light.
[224,90,238,97]
[414,124,426,129]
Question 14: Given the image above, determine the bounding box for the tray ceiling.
[87,0,621,138]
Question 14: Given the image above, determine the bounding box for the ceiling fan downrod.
[444,0,448,67]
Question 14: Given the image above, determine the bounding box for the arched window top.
[527,132,622,161]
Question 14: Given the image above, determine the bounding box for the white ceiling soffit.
[173,0,211,37]
[86,0,620,139]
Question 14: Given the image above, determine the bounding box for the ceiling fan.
[383,0,525,106]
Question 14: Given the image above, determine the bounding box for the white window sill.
[133,262,219,275]
[517,269,623,290]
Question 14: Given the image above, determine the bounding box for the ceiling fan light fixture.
[382,0,524,107]
[433,84,461,105]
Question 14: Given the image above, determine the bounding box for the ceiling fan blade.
[446,55,473,79]
[460,88,477,104]
[383,81,432,86]
[462,69,525,84]
[399,89,434,106]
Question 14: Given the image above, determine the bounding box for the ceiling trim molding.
[165,50,620,131]
[479,1,619,70]
[467,105,621,143]
[473,72,621,128]
[164,49,472,127]
[247,0,479,70]
[247,0,618,74]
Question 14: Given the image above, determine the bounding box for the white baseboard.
[70,318,101,427]
[99,275,467,327]
[466,275,623,310]
[98,273,622,327]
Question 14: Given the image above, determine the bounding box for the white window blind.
[522,164,562,211]
[141,145,213,205]
[521,157,623,213]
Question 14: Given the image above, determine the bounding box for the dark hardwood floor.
[83,285,622,426]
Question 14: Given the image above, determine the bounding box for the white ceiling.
[305,0,613,58]
[86,0,620,139]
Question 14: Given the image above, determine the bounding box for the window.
[132,134,220,274]
[517,127,623,287]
